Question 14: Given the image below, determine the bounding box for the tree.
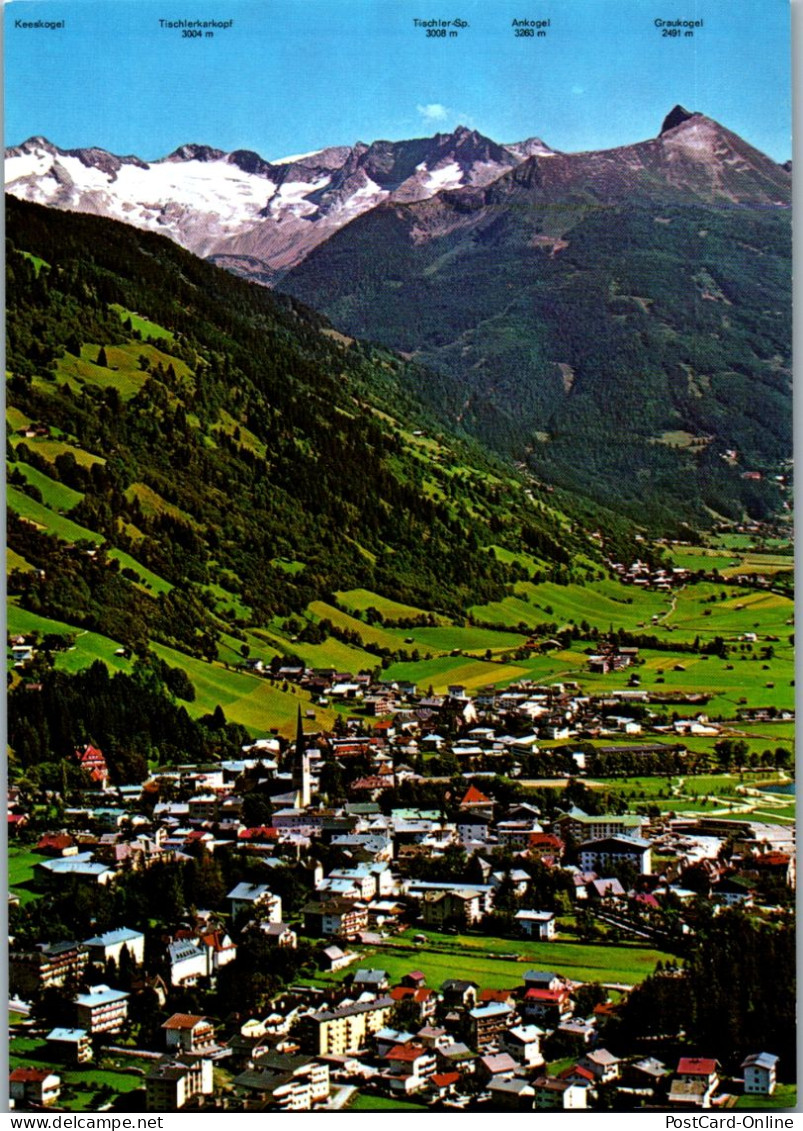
[96,346,108,367]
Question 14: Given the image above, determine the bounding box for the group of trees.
[619,909,795,1076]
[9,659,248,782]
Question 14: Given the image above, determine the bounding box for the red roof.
[677,1058,718,1076]
[199,930,234,952]
[431,1072,460,1088]
[350,776,388,791]
[593,1002,618,1017]
[238,826,279,840]
[386,1044,428,1063]
[632,892,660,908]
[10,1068,53,1083]
[529,833,564,850]
[460,784,491,806]
[559,1064,595,1082]
[162,1013,210,1030]
[752,852,791,866]
[390,986,432,1003]
[525,988,568,1003]
[36,833,73,851]
[479,989,515,1003]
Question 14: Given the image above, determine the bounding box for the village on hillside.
[8,647,795,1114]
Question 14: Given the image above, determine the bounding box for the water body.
[758,781,795,795]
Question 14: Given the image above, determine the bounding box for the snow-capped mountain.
[5,127,548,283]
[5,110,789,287]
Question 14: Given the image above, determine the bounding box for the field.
[255,628,374,674]
[51,342,192,402]
[383,654,530,693]
[151,642,337,737]
[586,773,795,822]
[7,548,35,573]
[473,579,668,633]
[6,602,330,738]
[348,1094,428,1111]
[9,1036,146,1110]
[8,461,84,512]
[734,1085,797,1110]
[348,1094,432,1112]
[336,588,445,622]
[311,927,673,990]
[7,485,104,545]
[307,600,404,652]
[8,846,43,905]
[10,434,106,468]
[111,304,175,342]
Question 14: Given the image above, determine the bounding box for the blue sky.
[4,0,793,162]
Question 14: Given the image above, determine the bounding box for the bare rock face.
[5,111,790,284]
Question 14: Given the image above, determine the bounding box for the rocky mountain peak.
[166,144,226,163]
[660,105,699,135]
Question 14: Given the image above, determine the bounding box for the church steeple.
[292,705,311,808]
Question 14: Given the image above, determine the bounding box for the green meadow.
[10,434,105,468]
[336,587,445,622]
[8,461,84,512]
[311,926,673,990]
[111,304,175,342]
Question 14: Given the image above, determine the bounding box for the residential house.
[521,986,572,1026]
[228,883,282,922]
[74,743,109,788]
[45,1028,92,1064]
[556,812,647,842]
[351,969,390,993]
[167,941,208,987]
[234,1051,330,1110]
[500,1024,544,1067]
[36,854,115,886]
[440,980,478,1009]
[258,922,298,948]
[487,1077,536,1110]
[303,898,368,939]
[10,941,89,997]
[514,910,556,939]
[9,1068,61,1107]
[578,835,652,876]
[74,984,129,1034]
[669,1058,720,1109]
[383,1044,437,1094]
[162,1014,217,1053]
[421,889,482,929]
[742,1053,779,1097]
[319,945,356,972]
[145,1055,214,1111]
[468,1002,515,1050]
[83,927,145,967]
[533,1076,588,1110]
[476,1052,517,1084]
[523,970,565,991]
[303,997,395,1056]
[389,985,435,1021]
[198,928,238,974]
[578,1048,621,1084]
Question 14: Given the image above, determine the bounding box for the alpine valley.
[5,108,797,1115]
[6,107,792,529]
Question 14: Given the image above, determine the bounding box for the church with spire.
[292,705,312,809]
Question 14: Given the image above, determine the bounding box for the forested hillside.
[6,197,623,676]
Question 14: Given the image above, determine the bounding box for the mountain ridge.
[6,109,788,286]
